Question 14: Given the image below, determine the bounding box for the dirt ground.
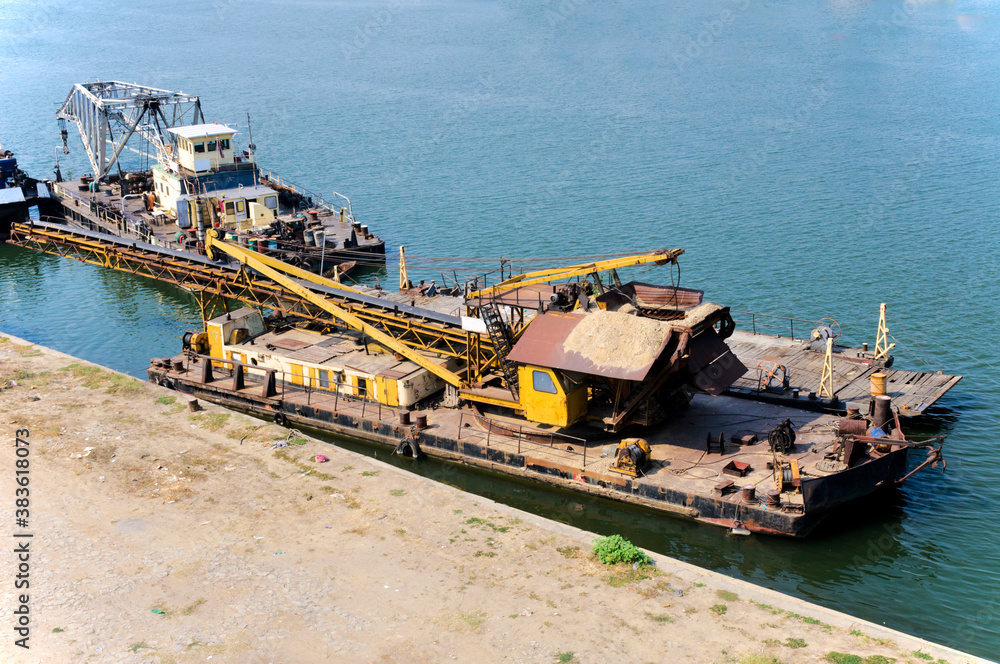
[0,334,985,664]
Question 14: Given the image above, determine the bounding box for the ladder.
[480,299,519,399]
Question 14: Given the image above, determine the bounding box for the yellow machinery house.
[151,123,279,229]
[203,308,458,408]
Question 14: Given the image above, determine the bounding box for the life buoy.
[395,437,421,459]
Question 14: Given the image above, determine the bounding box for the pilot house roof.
[168,124,237,139]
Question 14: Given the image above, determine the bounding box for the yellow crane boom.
[204,229,465,388]
[466,248,683,301]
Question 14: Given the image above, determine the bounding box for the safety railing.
[257,169,349,221]
[188,354,398,425]
[730,309,818,340]
[456,410,590,467]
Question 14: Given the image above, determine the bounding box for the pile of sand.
[562,304,724,372]
[563,310,673,371]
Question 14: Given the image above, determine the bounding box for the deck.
[725,330,961,416]
[49,177,384,263]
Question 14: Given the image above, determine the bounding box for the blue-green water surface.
[1,0,998,657]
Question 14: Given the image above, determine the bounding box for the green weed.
[644,612,674,623]
[592,534,651,565]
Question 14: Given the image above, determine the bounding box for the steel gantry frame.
[8,221,503,382]
[57,81,205,181]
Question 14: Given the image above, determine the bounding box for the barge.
[144,232,957,537]
[13,81,384,276]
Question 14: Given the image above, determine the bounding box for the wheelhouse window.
[220,138,231,150]
[264,196,277,210]
[207,140,217,152]
[532,370,558,394]
[194,142,205,153]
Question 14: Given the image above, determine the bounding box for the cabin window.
[220,139,231,150]
[264,195,277,210]
[235,200,245,213]
[194,142,205,153]
[318,370,330,388]
[207,140,217,152]
[225,202,235,214]
[532,370,558,394]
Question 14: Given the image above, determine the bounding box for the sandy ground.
[0,333,987,664]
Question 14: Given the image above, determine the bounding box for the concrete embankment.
[0,333,989,664]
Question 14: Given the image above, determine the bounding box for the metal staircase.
[480,298,519,398]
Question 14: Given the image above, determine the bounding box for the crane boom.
[466,248,683,301]
[204,229,465,388]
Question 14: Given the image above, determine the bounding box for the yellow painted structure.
[516,365,588,427]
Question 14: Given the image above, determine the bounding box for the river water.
[1,0,999,656]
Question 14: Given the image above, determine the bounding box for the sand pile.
[563,310,673,371]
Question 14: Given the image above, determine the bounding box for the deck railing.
[457,410,589,467]
[257,169,351,222]
[729,309,818,341]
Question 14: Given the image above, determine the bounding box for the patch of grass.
[226,424,262,440]
[717,589,739,602]
[361,470,380,476]
[465,517,509,533]
[848,630,895,647]
[739,656,784,664]
[710,603,728,616]
[474,550,496,558]
[58,363,108,388]
[288,435,308,445]
[592,534,651,566]
[128,641,152,653]
[52,627,65,633]
[786,611,833,631]
[0,337,9,343]
[554,651,576,663]
[453,509,463,514]
[156,395,177,405]
[390,489,406,496]
[189,413,230,432]
[271,448,337,481]
[912,653,932,661]
[105,372,144,395]
[644,612,674,623]
[751,600,783,614]
[448,610,486,633]
[785,637,807,649]
[181,598,205,615]
[556,545,580,559]
[826,654,896,664]
[693,582,705,587]
[603,563,659,588]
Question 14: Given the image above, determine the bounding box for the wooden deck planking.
[724,331,961,415]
